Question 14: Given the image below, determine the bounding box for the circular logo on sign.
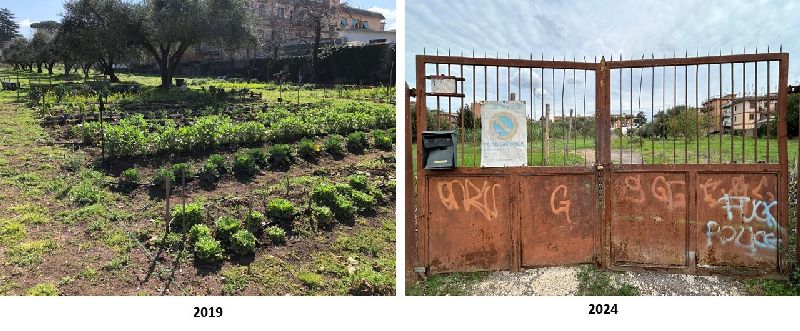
[489,111,519,140]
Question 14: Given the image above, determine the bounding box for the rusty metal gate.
[408,51,793,276]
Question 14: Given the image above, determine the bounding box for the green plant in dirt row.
[171,202,204,231]
[266,225,286,244]
[152,167,176,189]
[267,198,295,223]
[346,131,369,154]
[200,160,220,182]
[352,190,376,212]
[207,154,227,174]
[230,229,256,255]
[297,137,320,160]
[311,183,338,207]
[171,163,194,181]
[372,129,393,151]
[312,205,334,228]
[267,144,294,169]
[103,118,147,158]
[26,283,60,296]
[120,168,140,187]
[246,148,268,167]
[232,151,258,178]
[333,195,356,221]
[324,135,345,156]
[215,216,242,242]
[188,224,213,242]
[194,236,224,264]
[348,174,370,192]
[245,210,267,233]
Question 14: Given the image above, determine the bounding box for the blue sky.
[407,0,800,117]
[0,0,397,35]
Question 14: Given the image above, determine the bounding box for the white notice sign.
[480,101,527,167]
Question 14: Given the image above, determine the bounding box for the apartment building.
[721,93,777,136]
[701,93,736,133]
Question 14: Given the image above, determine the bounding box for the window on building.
[363,21,369,29]
[340,18,347,28]
[277,7,284,18]
[258,3,266,15]
[749,113,755,120]
[352,18,358,28]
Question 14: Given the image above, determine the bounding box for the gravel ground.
[467,266,746,296]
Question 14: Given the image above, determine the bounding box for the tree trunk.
[46,62,54,75]
[36,62,43,73]
[64,62,72,75]
[101,62,120,83]
[311,20,322,82]
[83,63,91,78]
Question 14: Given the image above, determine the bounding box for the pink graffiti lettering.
[436,179,501,221]
[549,184,572,224]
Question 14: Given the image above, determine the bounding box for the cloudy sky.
[407,0,800,117]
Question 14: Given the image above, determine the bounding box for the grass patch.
[5,239,58,267]
[406,272,489,296]
[576,265,639,296]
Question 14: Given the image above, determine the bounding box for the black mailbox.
[422,131,456,169]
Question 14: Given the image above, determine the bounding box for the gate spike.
[436,48,439,55]
[423,47,426,55]
[448,48,450,56]
[767,45,770,53]
[779,44,783,52]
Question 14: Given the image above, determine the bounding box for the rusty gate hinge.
[409,88,418,98]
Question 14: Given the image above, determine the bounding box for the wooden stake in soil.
[99,93,105,159]
[165,176,171,233]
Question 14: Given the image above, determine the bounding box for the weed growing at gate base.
[575,266,639,296]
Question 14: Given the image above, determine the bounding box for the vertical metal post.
[404,84,416,282]
[165,176,171,232]
[98,93,105,159]
[414,55,428,273]
[544,104,550,165]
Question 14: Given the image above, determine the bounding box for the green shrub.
[120,168,140,186]
[152,167,175,189]
[324,135,345,156]
[297,137,319,160]
[346,131,368,153]
[245,210,266,232]
[171,162,193,181]
[188,224,213,242]
[266,225,286,244]
[246,148,268,167]
[171,202,204,231]
[232,151,258,177]
[266,198,295,222]
[230,229,256,255]
[372,129,393,151]
[352,190,376,212]
[267,144,294,169]
[215,216,241,241]
[194,236,224,264]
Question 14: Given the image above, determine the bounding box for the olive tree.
[61,0,139,82]
[133,0,254,88]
